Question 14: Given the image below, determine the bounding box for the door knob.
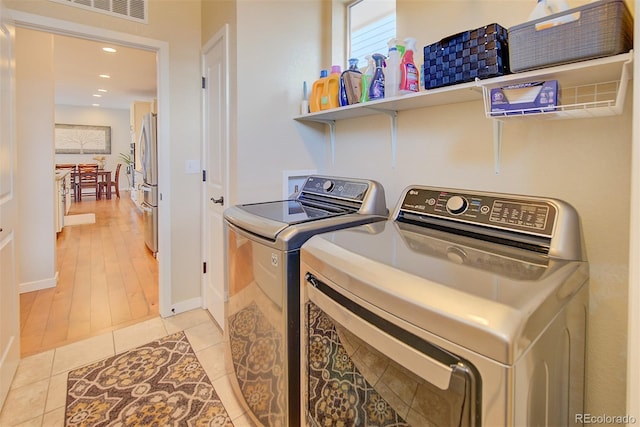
[211,196,224,205]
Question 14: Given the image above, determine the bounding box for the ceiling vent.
[49,0,148,23]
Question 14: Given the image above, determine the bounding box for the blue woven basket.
[423,23,510,90]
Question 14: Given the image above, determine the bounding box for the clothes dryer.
[301,185,588,426]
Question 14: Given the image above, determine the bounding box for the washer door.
[303,272,479,426]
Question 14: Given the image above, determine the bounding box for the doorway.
[11,13,171,350]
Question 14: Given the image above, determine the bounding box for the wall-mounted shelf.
[294,51,633,171]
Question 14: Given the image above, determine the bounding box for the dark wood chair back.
[77,163,100,201]
[55,163,76,170]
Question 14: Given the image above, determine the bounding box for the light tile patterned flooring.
[0,309,254,426]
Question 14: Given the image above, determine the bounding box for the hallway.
[19,193,159,357]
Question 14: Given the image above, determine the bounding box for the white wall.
[55,105,131,192]
[233,0,326,204]
[15,28,56,291]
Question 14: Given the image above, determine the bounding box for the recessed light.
[92,104,100,107]
[92,94,102,98]
[97,89,108,93]
[99,74,111,79]
[102,47,117,53]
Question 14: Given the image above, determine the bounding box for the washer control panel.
[398,187,558,238]
[302,176,369,201]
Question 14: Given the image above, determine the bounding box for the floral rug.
[65,331,234,427]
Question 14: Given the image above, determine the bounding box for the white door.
[0,3,19,408]
[202,26,228,330]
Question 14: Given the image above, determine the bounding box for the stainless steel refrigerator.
[140,112,158,254]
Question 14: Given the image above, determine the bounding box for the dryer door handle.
[306,276,455,391]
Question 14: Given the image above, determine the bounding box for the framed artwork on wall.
[54,124,111,154]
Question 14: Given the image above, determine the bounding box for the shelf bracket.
[388,111,398,168]
[493,119,503,174]
[328,120,336,164]
[305,119,337,164]
[366,108,398,167]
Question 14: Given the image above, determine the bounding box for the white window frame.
[347,0,396,69]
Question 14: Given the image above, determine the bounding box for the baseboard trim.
[164,297,202,317]
[19,272,58,294]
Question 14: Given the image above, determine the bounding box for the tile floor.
[0,309,254,427]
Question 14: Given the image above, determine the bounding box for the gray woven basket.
[508,0,633,73]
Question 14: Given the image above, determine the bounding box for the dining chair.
[100,163,122,199]
[76,163,100,201]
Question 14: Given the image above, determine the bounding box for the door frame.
[0,1,19,407]
[201,24,230,326]
[7,10,172,317]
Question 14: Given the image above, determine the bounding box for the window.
[348,0,396,69]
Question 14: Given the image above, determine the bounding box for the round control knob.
[446,195,468,215]
[322,180,335,192]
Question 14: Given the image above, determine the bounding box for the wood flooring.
[19,193,159,357]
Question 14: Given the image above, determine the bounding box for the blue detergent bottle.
[369,54,386,101]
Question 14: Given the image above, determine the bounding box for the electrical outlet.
[185,159,200,174]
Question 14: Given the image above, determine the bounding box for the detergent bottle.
[309,70,328,113]
[320,65,341,110]
[369,54,386,101]
[399,37,420,94]
[385,39,400,98]
[340,58,362,106]
[360,55,374,103]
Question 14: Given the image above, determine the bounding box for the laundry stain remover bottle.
[399,37,420,94]
[360,55,374,103]
[369,53,386,101]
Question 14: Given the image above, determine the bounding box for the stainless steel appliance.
[139,112,158,254]
[301,185,588,426]
[224,176,388,427]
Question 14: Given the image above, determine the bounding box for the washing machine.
[224,175,388,426]
[300,185,588,426]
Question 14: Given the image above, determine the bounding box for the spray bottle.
[399,37,419,94]
[369,54,386,101]
[360,55,374,103]
[385,39,400,98]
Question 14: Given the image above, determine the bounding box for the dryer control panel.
[302,176,369,201]
[397,187,558,239]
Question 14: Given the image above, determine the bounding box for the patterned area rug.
[65,331,234,426]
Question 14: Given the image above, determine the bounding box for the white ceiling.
[53,33,157,110]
